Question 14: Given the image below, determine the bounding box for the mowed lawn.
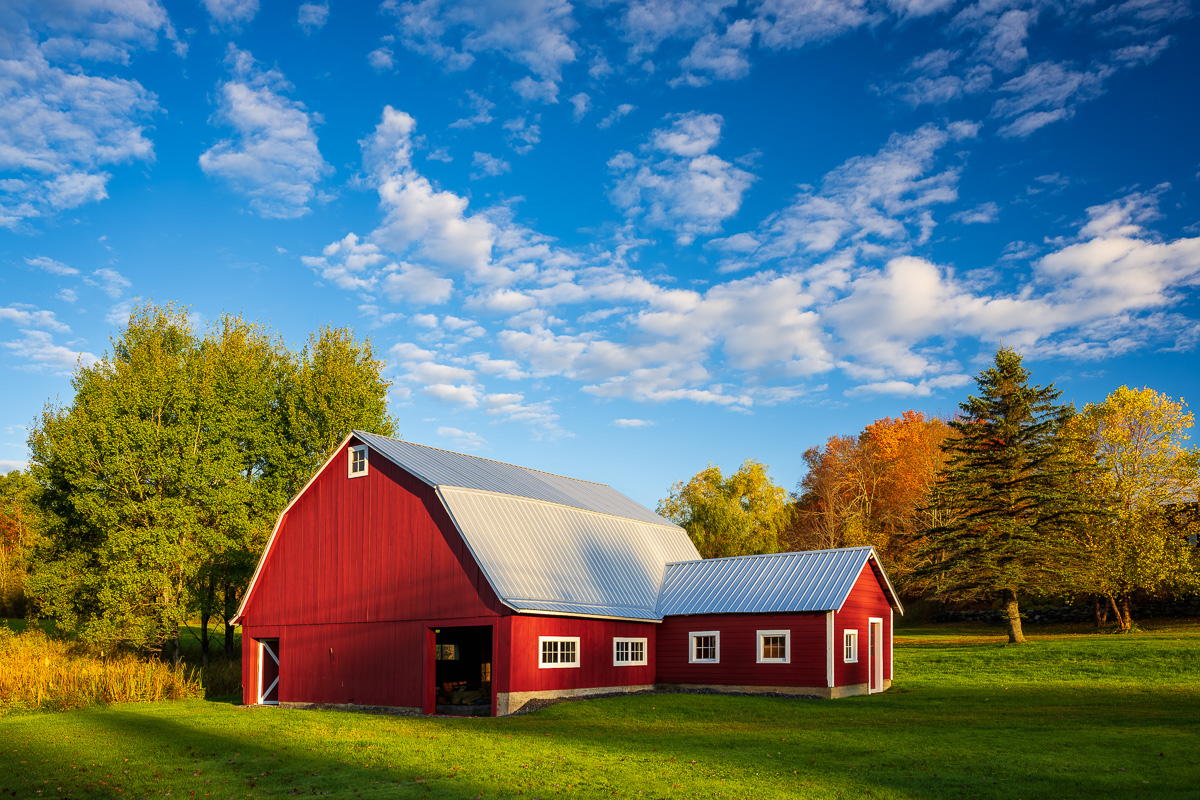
[2,622,1198,799]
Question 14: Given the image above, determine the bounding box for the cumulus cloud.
[383,0,577,96]
[612,418,656,427]
[450,91,495,129]
[568,92,591,122]
[609,112,755,245]
[0,305,71,334]
[597,103,636,129]
[199,46,333,219]
[201,0,259,29]
[297,2,329,34]
[0,19,158,230]
[368,47,396,71]
[85,267,131,298]
[471,151,511,179]
[2,329,98,373]
[503,116,541,154]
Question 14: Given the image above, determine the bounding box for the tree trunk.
[1092,594,1109,627]
[1121,595,1134,631]
[1002,588,1026,643]
[199,609,210,667]
[170,626,181,667]
[1108,595,1131,631]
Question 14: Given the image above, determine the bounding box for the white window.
[613,637,648,666]
[348,444,369,478]
[844,629,859,663]
[689,631,720,664]
[538,636,580,669]
[756,629,791,664]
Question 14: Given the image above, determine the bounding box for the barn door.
[868,619,883,693]
[258,639,280,705]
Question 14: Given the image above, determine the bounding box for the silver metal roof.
[438,486,700,621]
[656,546,904,617]
[353,431,672,526]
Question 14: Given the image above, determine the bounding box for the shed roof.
[656,546,904,617]
[354,431,700,621]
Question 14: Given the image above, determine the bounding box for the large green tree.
[659,460,789,558]
[916,347,1086,644]
[27,305,396,659]
[1068,386,1199,630]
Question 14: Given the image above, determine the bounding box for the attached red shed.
[655,549,904,698]
[235,432,903,714]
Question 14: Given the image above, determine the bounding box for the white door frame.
[257,639,280,705]
[867,618,883,693]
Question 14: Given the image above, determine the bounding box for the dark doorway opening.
[433,626,493,716]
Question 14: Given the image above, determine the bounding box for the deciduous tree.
[659,460,789,558]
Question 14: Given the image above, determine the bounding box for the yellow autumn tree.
[1071,386,1200,630]
[658,460,789,558]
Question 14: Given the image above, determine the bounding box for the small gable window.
[756,629,790,664]
[689,631,720,664]
[348,444,368,478]
[613,637,648,666]
[539,636,580,669]
[844,630,859,663]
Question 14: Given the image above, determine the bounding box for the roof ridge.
[665,546,872,566]
[353,429,610,487]
[439,485,680,530]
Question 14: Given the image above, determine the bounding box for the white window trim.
[688,631,720,664]
[612,637,648,667]
[538,635,581,669]
[347,444,369,478]
[844,629,859,663]
[756,629,791,664]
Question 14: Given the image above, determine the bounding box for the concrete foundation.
[496,684,655,716]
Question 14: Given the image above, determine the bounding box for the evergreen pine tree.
[918,347,1083,643]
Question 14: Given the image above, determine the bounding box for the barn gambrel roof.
[354,431,700,621]
[656,546,904,617]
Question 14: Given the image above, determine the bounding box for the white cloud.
[437,426,486,449]
[383,0,577,96]
[422,382,481,407]
[298,2,329,34]
[301,232,385,291]
[503,116,541,154]
[609,112,755,245]
[0,460,27,474]
[750,122,971,260]
[199,46,333,219]
[0,32,157,230]
[368,47,396,71]
[471,152,511,179]
[568,92,591,122]
[106,299,135,325]
[0,305,70,333]
[449,91,495,129]
[25,256,77,276]
[57,288,77,304]
[86,267,131,298]
[676,19,754,85]
[201,0,259,29]
[950,201,999,225]
[755,0,877,51]
[513,76,559,103]
[613,418,656,427]
[993,61,1110,138]
[2,329,98,373]
[598,103,635,129]
[383,262,455,305]
[618,0,738,57]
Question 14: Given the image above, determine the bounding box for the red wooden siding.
[833,561,894,686]
[239,438,507,704]
[501,616,658,693]
[655,613,827,688]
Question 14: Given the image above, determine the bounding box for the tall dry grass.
[0,627,204,713]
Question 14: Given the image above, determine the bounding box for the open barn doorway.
[432,626,493,716]
[257,638,280,705]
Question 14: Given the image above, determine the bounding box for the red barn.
[235,432,903,714]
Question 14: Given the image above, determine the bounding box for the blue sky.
[2,0,1199,508]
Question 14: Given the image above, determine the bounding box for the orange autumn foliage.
[788,411,952,589]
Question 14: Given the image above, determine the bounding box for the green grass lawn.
[2,621,1198,799]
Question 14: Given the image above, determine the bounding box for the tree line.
[1,304,395,663]
[659,348,1200,642]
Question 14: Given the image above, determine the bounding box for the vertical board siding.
[239,439,506,704]
[833,562,894,686]
[655,613,828,687]
[505,616,658,692]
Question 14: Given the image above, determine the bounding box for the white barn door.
[258,639,280,705]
